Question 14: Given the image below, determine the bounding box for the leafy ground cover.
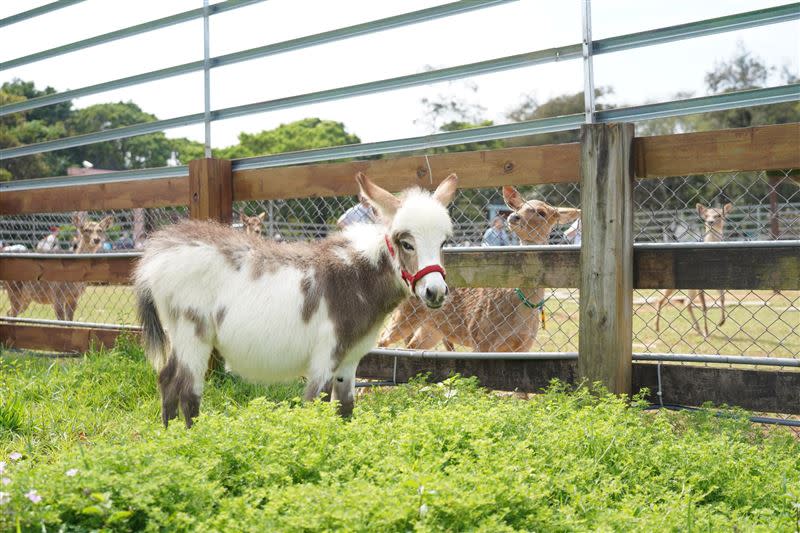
[1,337,798,531]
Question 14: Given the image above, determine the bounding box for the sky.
[1,0,798,150]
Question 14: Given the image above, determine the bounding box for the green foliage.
[1,344,798,532]
[215,118,360,159]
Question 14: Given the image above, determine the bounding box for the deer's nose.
[92,238,101,244]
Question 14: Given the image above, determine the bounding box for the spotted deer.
[655,202,734,337]
[378,186,580,352]
[134,173,458,427]
[240,212,266,236]
[6,215,113,321]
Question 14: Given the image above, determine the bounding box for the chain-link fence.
[2,170,798,360]
[633,169,800,360]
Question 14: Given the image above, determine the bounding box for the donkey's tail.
[136,285,168,369]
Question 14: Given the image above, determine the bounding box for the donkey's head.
[241,212,266,236]
[71,214,114,253]
[503,186,580,245]
[356,172,458,309]
[696,203,733,240]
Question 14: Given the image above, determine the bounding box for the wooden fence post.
[578,123,634,395]
[189,158,232,373]
[189,158,233,224]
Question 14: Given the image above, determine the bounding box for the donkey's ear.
[99,216,114,230]
[258,211,267,220]
[556,207,581,225]
[355,172,400,219]
[432,173,458,206]
[503,186,524,210]
[723,203,733,215]
[696,203,707,217]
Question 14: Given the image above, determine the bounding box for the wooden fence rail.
[2,122,800,414]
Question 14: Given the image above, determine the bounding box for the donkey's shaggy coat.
[135,173,457,427]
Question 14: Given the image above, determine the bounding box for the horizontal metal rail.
[3,4,795,117]
[368,348,579,360]
[633,353,799,367]
[594,3,800,54]
[634,239,800,250]
[0,0,515,116]
[0,0,265,71]
[0,0,86,28]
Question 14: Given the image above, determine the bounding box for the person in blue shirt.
[482,216,510,246]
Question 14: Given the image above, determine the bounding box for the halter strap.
[385,235,447,291]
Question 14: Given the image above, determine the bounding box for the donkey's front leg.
[331,362,358,418]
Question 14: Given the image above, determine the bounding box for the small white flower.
[9,452,22,461]
[1,478,10,486]
[65,468,78,477]
[0,461,5,474]
[25,489,41,503]
[444,389,458,399]
[0,492,9,505]
[419,503,429,517]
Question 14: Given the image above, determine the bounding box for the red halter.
[385,235,446,291]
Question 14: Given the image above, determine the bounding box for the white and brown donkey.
[134,172,458,427]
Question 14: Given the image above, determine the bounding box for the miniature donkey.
[655,202,734,337]
[134,173,458,427]
[6,215,113,321]
[379,186,580,352]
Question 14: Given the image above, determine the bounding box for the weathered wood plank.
[445,248,580,288]
[0,255,137,283]
[579,123,635,395]
[357,354,577,393]
[358,356,800,415]
[635,244,800,290]
[1,245,796,289]
[0,176,188,215]
[189,158,233,223]
[0,323,129,353]
[632,363,800,415]
[233,143,581,201]
[635,123,800,178]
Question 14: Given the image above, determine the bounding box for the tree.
[215,118,360,160]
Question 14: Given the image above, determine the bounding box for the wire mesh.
[633,169,800,360]
[0,206,188,325]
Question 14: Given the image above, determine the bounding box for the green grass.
[1,338,799,531]
[2,286,798,357]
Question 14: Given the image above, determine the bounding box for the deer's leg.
[655,289,674,333]
[407,325,443,350]
[717,290,726,326]
[685,291,704,337]
[331,361,358,418]
[442,339,456,351]
[159,313,211,428]
[697,290,709,337]
[7,284,30,317]
[377,305,417,348]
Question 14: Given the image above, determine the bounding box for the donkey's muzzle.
[424,285,447,309]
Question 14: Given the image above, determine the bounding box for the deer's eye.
[400,241,415,252]
[537,209,547,217]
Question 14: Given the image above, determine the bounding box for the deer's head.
[503,186,580,245]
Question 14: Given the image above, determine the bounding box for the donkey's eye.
[400,241,415,251]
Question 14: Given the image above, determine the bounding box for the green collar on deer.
[514,289,546,310]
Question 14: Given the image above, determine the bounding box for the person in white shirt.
[565,218,581,245]
[337,193,378,228]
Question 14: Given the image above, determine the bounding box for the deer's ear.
[723,203,733,215]
[356,172,400,220]
[71,213,83,228]
[258,212,267,220]
[696,203,706,217]
[99,216,114,230]
[432,173,458,206]
[503,186,524,210]
[557,207,581,225]
[239,213,247,223]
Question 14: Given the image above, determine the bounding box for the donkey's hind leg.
[159,317,212,428]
